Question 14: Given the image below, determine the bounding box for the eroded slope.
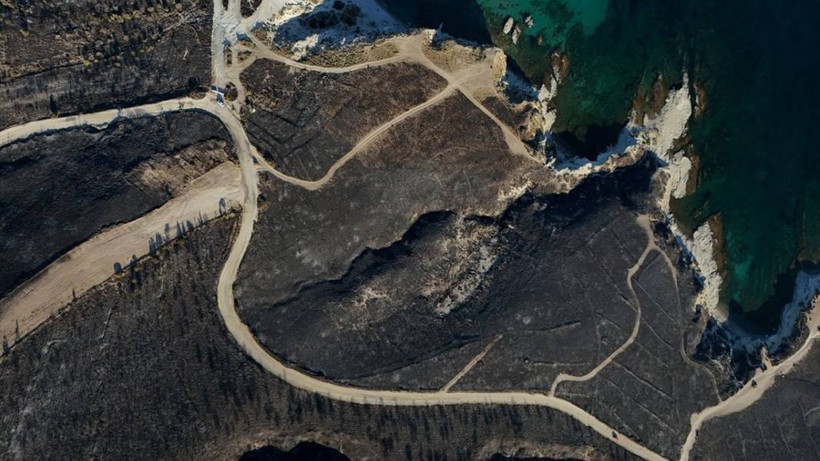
[0,111,234,297]
[0,217,638,461]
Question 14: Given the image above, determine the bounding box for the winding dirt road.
[679,307,820,461]
[253,82,458,190]
[214,161,667,461]
[0,88,667,461]
[549,215,657,396]
[1,2,814,459]
[242,33,533,161]
[0,162,242,348]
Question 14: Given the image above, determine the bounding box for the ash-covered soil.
[240,59,447,180]
[0,217,639,461]
[0,0,212,129]
[235,91,552,365]
[0,111,233,297]
[237,87,724,453]
[690,344,820,460]
[555,231,722,459]
[238,158,654,391]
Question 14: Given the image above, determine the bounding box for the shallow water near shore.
[380,0,820,333]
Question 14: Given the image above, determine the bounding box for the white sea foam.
[762,271,820,351]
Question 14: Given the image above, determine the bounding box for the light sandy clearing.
[0,163,242,349]
[0,96,253,349]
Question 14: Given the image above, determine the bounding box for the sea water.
[380,0,820,333]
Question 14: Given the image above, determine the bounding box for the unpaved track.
[244,34,533,161]
[3,5,808,458]
[0,92,667,461]
[214,105,668,460]
[0,36,662,461]
[679,306,820,461]
[440,334,503,393]
[549,215,656,396]
[1,98,219,149]
[254,82,458,189]
[0,163,242,348]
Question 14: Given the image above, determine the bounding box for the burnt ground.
[0,111,234,298]
[238,161,652,391]
[0,0,211,130]
[237,77,724,454]
[241,0,263,17]
[0,217,640,461]
[235,67,702,400]
[690,344,820,461]
[240,59,447,180]
[555,234,722,458]
[236,92,550,309]
[235,92,553,374]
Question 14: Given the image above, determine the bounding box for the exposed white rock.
[659,150,692,213]
[643,74,692,160]
[261,0,403,59]
[690,222,724,320]
[537,72,559,133]
[502,17,515,35]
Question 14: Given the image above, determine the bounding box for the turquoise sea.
[382,0,820,332]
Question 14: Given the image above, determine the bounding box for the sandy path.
[0,162,242,350]
[244,34,533,160]
[440,334,503,393]
[679,305,820,460]
[549,215,656,395]
[0,14,679,457]
[254,83,457,189]
[0,88,670,461]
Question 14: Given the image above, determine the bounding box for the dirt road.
[2,4,811,458]
[550,215,656,395]
[679,305,820,460]
[0,162,242,350]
